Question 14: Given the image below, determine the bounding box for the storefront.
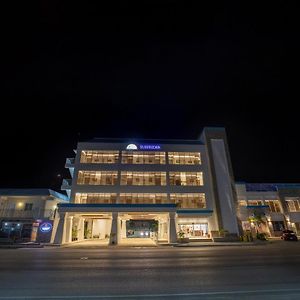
[178,223,209,239]
[176,216,212,239]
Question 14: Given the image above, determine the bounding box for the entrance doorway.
[126,220,157,239]
[118,212,169,245]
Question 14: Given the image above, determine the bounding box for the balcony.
[0,209,56,220]
[61,178,72,190]
[65,157,75,168]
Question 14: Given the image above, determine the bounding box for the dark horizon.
[1,2,299,190]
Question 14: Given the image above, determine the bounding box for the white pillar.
[110,212,118,245]
[66,216,73,243]
[53,212,66,244]
[169,212,177,243]
[50,212,60,244]
[78,217,85,241]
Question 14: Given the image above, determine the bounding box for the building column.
[109,212,118,245]
[65,216,73,243]
[78,217,85,241]
[53,212,66,244]
[169,212,177,243]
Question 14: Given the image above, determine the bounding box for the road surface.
[1,242,300,299]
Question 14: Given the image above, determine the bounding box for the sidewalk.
[0,242,43,249]
[174,241,271,247]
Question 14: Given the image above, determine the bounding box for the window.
[120,172,167,186]
[168,152,201,165]
[24,203,33,211]
[238,200,247,207]
[272,221,285,231]
[121,151,166,164]
[119,193,168,204]
[75,193,117,204]
[169,172,203,186]
[77,171,118,185]
[265,200,282,213]
[170,193,206,208]
[80,151,119,164]
[178,223,208,238]
[286,198,300,212]
[247,200,264,206]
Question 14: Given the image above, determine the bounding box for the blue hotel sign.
[139,144,161,150]
[126,144,161,150]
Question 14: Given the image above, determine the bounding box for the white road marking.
[1,288,300,299]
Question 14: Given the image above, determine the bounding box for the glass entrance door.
[126,220,158,238]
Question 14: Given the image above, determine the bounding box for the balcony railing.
[65,157,75,167]
[61,178,72,190]
[0,209,56,220]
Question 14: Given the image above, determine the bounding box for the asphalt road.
[1,242,300,299]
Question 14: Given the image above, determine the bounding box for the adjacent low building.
[51,127,240,245]
[0,189,69,242]
[236,183,300,237]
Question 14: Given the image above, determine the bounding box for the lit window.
[169,172,203,186]
[168,152,201,165]
[77,171,118,185]
[247,200,263,206]
[75,193,117,204]
[80,151,119,164]
[265,200,282,213]
[170,193,206,208]
[238,200,247,207]
[119,193,168,204]
[121,151,166,164]
[286,198,300,212]
[120,172,167,186]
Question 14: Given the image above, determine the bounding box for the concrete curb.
[174,241,271,247]
[0,243,44,249]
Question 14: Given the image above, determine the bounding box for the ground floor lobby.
[51,210,216,246]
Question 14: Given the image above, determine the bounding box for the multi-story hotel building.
[51,127,240,245]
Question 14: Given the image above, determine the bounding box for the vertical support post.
[169,212,177,243]
[78,217,85,241]
[66,216,73,243]
[110,212,118,245]
[53,212,66,244]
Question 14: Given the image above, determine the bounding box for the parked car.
[281,230,298,241]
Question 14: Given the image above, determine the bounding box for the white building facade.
[51,127,240,245]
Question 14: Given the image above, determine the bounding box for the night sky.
[1,2,299,191]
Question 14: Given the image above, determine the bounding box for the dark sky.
[1,2,299,190]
